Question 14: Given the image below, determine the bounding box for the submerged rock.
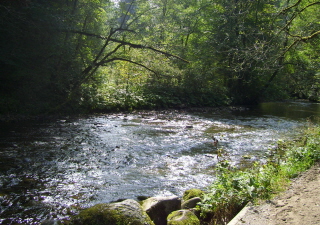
[41,219,61,225]
[142,196,181,225]
[167,210,200,225]
[242,154,252,159]
[71,199,154,225]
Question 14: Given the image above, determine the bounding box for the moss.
[182,189,204,201]
[72,204,119,225]
[71,202,154,225]
[167,210,200,225]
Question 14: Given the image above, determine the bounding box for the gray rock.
[41,219,61,225]
[181,197,201,209]
[142,196,181,225]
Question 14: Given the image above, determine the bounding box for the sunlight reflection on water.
[0,101,319,223]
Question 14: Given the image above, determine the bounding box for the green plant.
[199,124,320,225]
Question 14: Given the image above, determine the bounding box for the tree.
[0,0,112,113]
[62,0,191,110]
[269,0,320,100]
[181,0,283,104]
[1,0,319,114]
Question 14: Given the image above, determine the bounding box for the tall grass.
[199,124,320,225]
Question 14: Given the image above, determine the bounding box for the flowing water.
[0,101,319,224]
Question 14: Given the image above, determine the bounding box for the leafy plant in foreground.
[199,124,320,225]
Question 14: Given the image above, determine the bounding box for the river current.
[0,101,319,224]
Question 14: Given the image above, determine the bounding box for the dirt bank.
[231,162,320,225]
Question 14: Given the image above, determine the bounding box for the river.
[0,101,319,224]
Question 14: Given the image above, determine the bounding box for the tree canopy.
[0,0,319,114]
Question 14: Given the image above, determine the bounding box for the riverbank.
[230,162,320,225]
[198,123,320,225]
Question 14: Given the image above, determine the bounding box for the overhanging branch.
[99,57,159,75]
[99,57,176,79]
[279,0,320,16]
[54,27,188,111]
[279,0,302,14]
[277,2,320,36]
[284,30,320,55]
[108,38,189,63]
[63,29,189,63]
[264,30,320,92]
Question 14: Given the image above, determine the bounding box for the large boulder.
[167,210,200,225]
[71,199,154,225]
[142,196,181,225]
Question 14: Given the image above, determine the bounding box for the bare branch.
[299,2,320,14]
[279,0,302,15]
[99,57,176,79]
[66,28,135,39]
[301,30,320,41]
[62,29,189,63]
[284,30,320,55]
[99,57,159,75]
[99,43,123,63]
[277,2,320,36]
[108,38,189,63]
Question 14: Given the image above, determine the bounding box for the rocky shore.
[42,189,204,225]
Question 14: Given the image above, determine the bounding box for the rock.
[142,196,181,225]
[242,154,252,159]
[41,219,61,225]
[182,189,204,201]
[188,208,201,219]
[137,195,150,201]
[71,199,154,225]
[167,210,200,225]
[181,197,201,209]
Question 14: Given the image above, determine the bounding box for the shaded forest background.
[0,0,319,115]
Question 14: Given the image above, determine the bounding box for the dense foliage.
[0,0,319,114]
